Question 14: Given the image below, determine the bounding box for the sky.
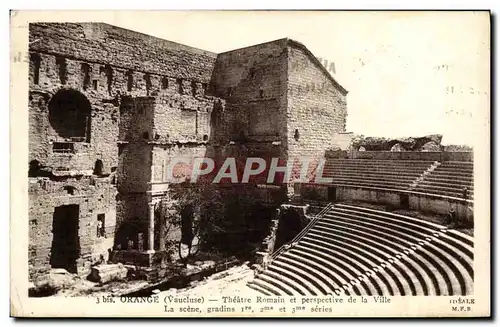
[65,11,490,146]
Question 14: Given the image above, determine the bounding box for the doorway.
[274,210,303,250]
[328,187,337,202]
[50,205,80,273]
[400,194,409,209]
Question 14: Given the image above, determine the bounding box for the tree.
[166,180,225,262]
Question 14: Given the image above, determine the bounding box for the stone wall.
[28,24,353,276]
[29,22,220,175]
[152,94,222,144]
[117,142,152,194]
[408,194,473,226]
[114,193,150,250]
[28,177,116,278]
[29,23,217,83]
[287,42,348,159]
[211,39,288,146]
[29,73,118,175]
[297,184,473,224]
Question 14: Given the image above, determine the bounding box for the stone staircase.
[414,161,474,200]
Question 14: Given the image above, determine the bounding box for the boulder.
[421,141,441,152]
[89,263,128,285]
[33,268,76,293]
[394,137,417,150]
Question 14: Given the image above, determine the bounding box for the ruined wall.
[331,132,354,151]
[118,97,155,143]
[29,23,217,82]
[29,22,218,174]
[117,142,152,194]
[28,24,353,271]
[28,69,118,175]
[152,91,222,144]
[114,193,150,250]
[287,43,348,159]
[151,144,209,183]
[211,39,289,147]
[29,23,223,270]
[28,177,116,278]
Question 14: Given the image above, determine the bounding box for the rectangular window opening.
[56,57,68,85]
[97,214,106,238]
[31,53,41,85]
[53,142,75,153]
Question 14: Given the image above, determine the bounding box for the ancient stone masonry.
[28,176,116,278]
[287,41,348,159]
[28,23,348,277]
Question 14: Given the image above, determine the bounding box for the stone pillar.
[159,212,166,251]
[148,202,155,253]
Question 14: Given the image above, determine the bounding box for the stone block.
[89,263,128,285]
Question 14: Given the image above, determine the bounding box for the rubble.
[88,264,128,285]
[351,134,444,151]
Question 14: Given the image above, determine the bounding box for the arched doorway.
[48,89,92,142]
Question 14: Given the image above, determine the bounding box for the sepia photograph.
[9,10,491,317]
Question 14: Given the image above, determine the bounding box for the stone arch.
[48,89,91,142]
[63,185,76,195]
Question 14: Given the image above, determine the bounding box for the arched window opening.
[93,159,104,176]
[48,89,92,142]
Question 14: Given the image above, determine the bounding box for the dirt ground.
[156,263,260,297]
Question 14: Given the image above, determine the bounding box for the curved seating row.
[320,159,433,191]
[415,162,474,200]
[248,204,474,296]
[315,159,474,202]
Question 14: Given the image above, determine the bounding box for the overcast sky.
[87,11,489,146]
